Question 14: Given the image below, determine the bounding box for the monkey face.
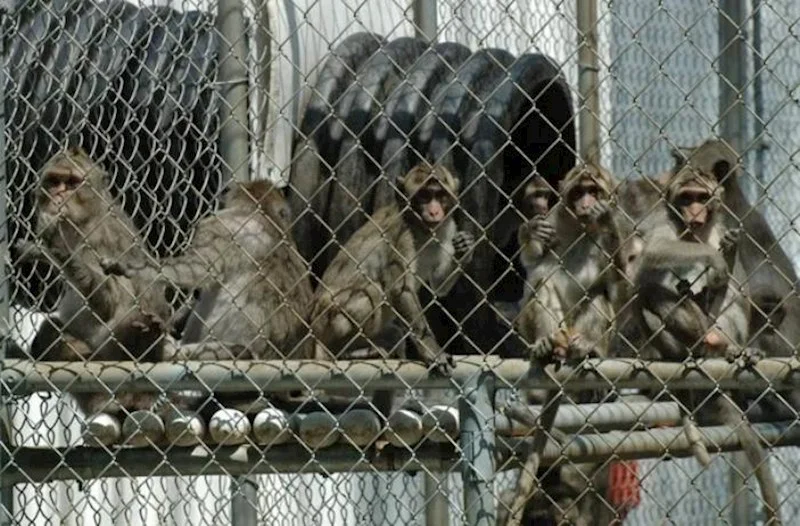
[673,184,713,232]
[522,177,555,217]
[568,178,602,221]
[413,181,453,226]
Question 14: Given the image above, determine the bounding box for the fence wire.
[3,0,800,525]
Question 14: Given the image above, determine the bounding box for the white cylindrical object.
[209,408,251,445]
[339,409,381,447]
[122,410,166,447]
[83,413,122,447]
[298,411,339,449]
[164,410,206,447]
[252,408,293,446]
[384,408,424,447]
[421,405,459,443]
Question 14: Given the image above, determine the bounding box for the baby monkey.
[310,163,475,375]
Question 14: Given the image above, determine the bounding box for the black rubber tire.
[288,32,385,270]
[372,42,473,210]
[313,36,429,275]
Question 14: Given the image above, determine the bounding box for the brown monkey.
[518,174,557,219]
[506,164,624,526]
[310,163,474,374]
[633,161,782,524]
[14,147,172,416]
[103,179,314,362]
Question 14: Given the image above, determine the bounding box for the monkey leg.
[714,393,783,525]
[30,316,94,361]
[506,389,562,526]
[393,285,452,375]
[311,286,385,360]
[637,284,715,359]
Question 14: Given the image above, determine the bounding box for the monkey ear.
[712,160,732,183]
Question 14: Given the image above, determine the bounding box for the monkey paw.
[526,216,556,248]
[453,231,476,263]
[726,346,764,368]
[586,200,611,224]
[530,336,566,364]
[720,228,742,256]
[131,312,167,334]
[706,254,729,290]
[429,353,455,376]
[100,257,131,277]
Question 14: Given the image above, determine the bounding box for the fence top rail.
[2,356,798,394]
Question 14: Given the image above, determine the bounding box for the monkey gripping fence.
[3,0,800,525]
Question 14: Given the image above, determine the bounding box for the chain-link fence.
[2,0,800,525]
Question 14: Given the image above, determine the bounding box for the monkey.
[102,179,314,363]
[13,147,173,417]
[309,163,475,377]
[518,174,557,219]
[505,164,624,526]
[631,158,782,524]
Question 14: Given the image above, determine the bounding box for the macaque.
[519,174,557,219]
[14,147,172,416]
[633,159,782,524]
[506,164,624,526]
[310,163,474,375]
[103,180,314,362]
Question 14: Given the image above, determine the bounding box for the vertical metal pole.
[0,6,13,524]
[230,477,258,525]
[216,0,251,183]
[424,472,449,526]
[576,0,600,165]
[718,5,752,522]
[460,373,495,526]
[751,0,767,187]
[217,0,255,522]
[423,389,450,526]
[718,0,748,156]
[413,0,437,43]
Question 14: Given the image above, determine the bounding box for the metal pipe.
[497,401,684,435]
[7,421,800,487]
[576,0,600,164]
[751,0,768,187]
[412,0,437,43]
[460,373,496,526]
[5,357,800,394]
[718,0,748,156]
[216,0,250,183]
[0,7,13,522]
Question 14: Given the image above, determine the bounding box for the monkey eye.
[676,192,711,207]
[65,175,82,189]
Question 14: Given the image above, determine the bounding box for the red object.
[608,461,641,518]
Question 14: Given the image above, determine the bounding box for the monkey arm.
[637,239,725,286]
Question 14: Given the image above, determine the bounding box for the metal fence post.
[718,4,753,523]
[576,0,600,165]
[460,372,495,526]
[0,6,12,523]
[413,0,437,42]
[216,0,251,183]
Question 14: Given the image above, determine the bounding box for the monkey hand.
[452,231,476,264]
[586,200,612,224]
[725,346,764,368]
[705,252,729,290]
[720,228,741,257]
[13,240,53,263]
[100,257,132,277]
[430,352,454,376]
[524,216,557,248]
[566,333,599,362]
[529,335,566,364]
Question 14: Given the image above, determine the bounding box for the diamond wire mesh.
[3,0,800,524]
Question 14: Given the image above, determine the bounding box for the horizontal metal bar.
[3,357,800,395]
[6,421,800,486]
[496,401,684,435]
